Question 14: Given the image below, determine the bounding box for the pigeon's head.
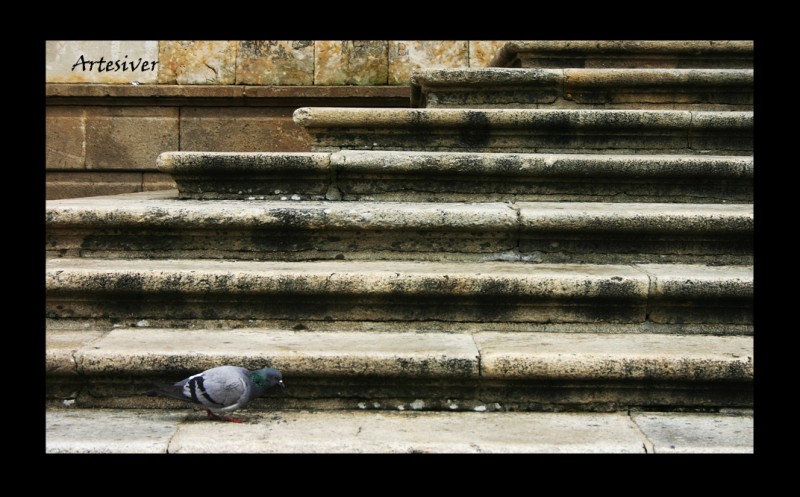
[253,367,285,389]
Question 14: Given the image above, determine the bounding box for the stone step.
[45,408,754,453]
[46,259,753,327]
[489,41,753,69]
[158,150,753,203]
[293,108,752,155]
[47,191,753,264]
[46,328,753,412]
[411,68,753,110]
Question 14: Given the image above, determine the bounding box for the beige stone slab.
[46,171,144,200]
[469,41,508,67]
[46,409,186,453]
[314,41,388,85]
[142,172,177,192]
[84,107,179,170]
[638,264,753,299]
[169,410,649,453]
[74,328,480,378]
[157,41,237,84]
[180,107,311,153]
[236,41,314,85]
[46,107,85,169]
[46,41,159,84]
[389,41,468,85]
[474,332,753,381]
[632,411,753,453]
[46,329,105,375]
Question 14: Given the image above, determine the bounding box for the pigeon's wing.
[178,366,252,413]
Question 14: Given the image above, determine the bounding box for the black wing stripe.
[193,376,224,406]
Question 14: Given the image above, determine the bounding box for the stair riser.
[47,229,753,264]
[503,55,753,69]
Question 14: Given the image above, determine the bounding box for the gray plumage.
[150,365,284,422]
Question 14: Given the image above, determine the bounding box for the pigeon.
[148,365,284,423]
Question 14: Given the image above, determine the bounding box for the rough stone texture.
[46,40,159,84]
[294,108,752,155]
[46,409,186,453]
[84,107,179,170]
[474,332,753,382]
[45,192,751,264]
[491,41,754,69]
[411,68,753,110]
[641,264,753,324]
[236,41,314,85]
[158,151,330,199]
[73,328,479,378]
[632,411,753,453]
[157,41,237,84]
[46,172,145,200]
[314,41,389,85]
[46,329,105,376]
[469,41,508,67]
[389,41,468,85]
[45,259,651,324]
[180,107,311,152]
[331,151,753,203]
[46,106,85,169]
[169,411,650,453]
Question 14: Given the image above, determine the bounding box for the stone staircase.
[46,40,753,452]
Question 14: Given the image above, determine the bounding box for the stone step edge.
[489,41,753,68]
[47,328,754,383]
[409,68,753,108]
[45,259,753,300]
[47,192,753,234]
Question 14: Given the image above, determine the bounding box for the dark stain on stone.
[458,111,491,149]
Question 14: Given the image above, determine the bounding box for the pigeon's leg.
[205,409,246,423]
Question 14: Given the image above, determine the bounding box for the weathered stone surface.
[491,41,754,69]
[46,329,105,375]
[46,106,85,169]
[475,332,753,382]
[169,411,650,453]
[314,41,388,85]
[84,107,179,170]
[180,107,311,152]
[294,107,752,154]
[632,411,753,453]
[46,409,185,453]
[236,41,314,85]
[641,264,753,324]
[46,192,518,260]
[331,151,753,203]
[411,68,753,110]
[46,40,159,84]
[157,41,237,84]
[157,151,330,199]
[46,172,145,200]
[45,259,650,324]
[389,41,468,85]
[73,328,479,378]
[469,41,508,67]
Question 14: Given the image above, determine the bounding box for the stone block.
[46,106,85,169]
[236,41,314,85]
[388,41,468,85]
[631,411,753,453]
[180,107,311,152]
[46,40,159,84]
[469,41,508,67]
[157,40,237,84]
[142,173,177,191]
[46,172,144,200]
[85,107,179,170]
[314,41,388,85]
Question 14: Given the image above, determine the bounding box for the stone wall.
[46,41,507,199]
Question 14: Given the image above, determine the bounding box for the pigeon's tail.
[146,383,190,403]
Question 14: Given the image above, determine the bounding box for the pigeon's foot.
[205,409,246,423]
